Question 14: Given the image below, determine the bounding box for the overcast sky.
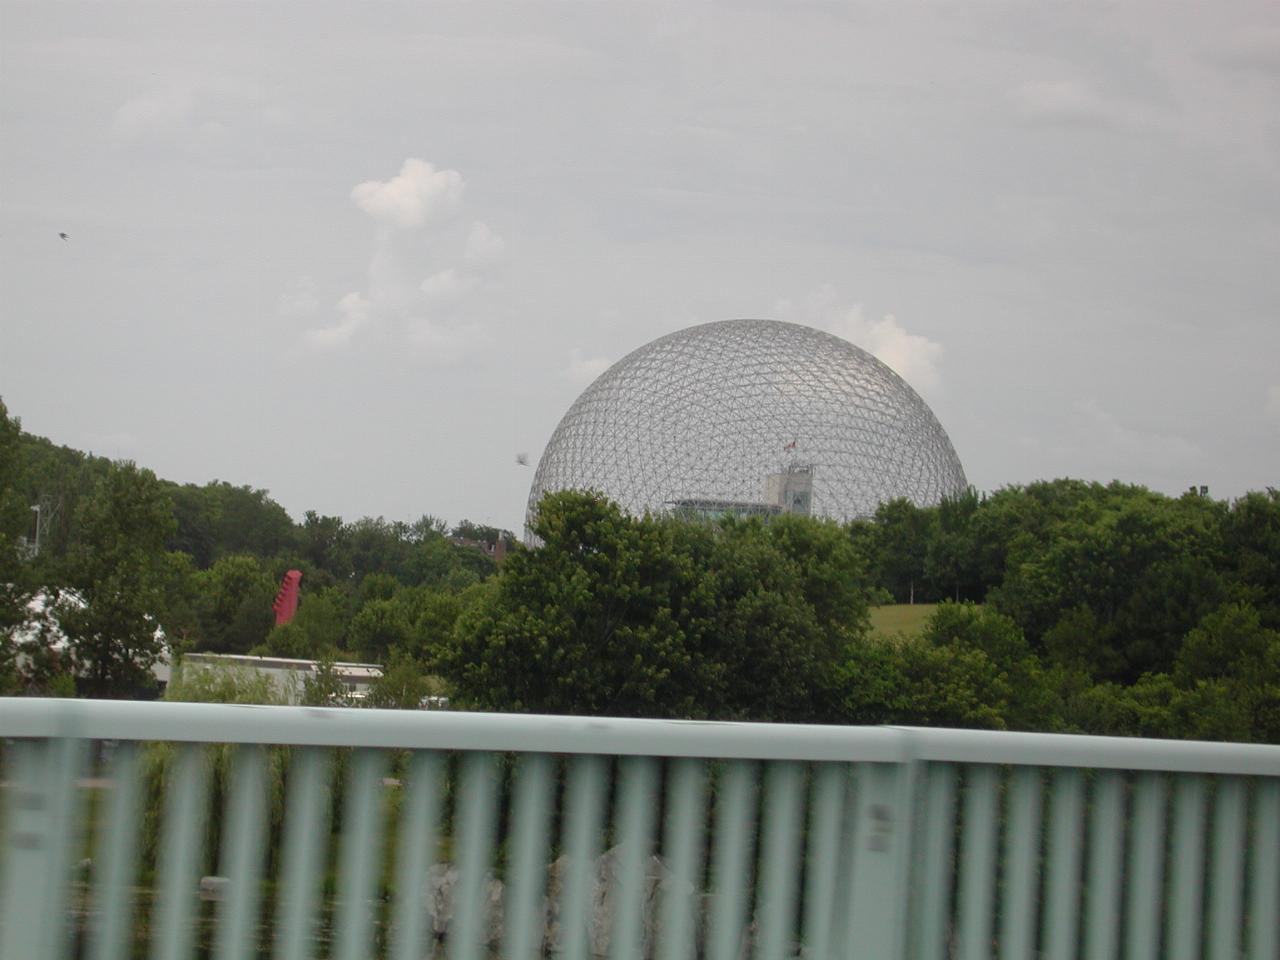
[3,1,1278,534]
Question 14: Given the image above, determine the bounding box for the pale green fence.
[1,699,1277,960]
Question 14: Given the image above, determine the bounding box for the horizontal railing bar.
[0,699,1277,775]
[897,728,1279,776]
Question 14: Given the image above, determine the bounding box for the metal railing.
[1,698,1277,960]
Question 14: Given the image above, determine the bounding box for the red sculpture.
[272,569,303,626]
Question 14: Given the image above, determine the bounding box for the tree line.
[2,397,1277,741]
[1,399,507,702]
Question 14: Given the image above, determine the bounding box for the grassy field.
[867,603,940,639]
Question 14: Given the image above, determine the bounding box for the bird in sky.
[58,233,69,241]
[515,453,529,466]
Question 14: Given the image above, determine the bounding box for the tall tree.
[58,461,176,697]
[872,498,934,603]
[193,554,276,653]
[0,399,32,689]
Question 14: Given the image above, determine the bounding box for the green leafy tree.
[57,462,176,697]
[1220,490,1280,629]
[205,482,297,559]
[443,492,869,721]
[1175,602,1280,741]
[300,510,350,579]
[400,587,467,663]
[300,656,350,706]
[1042,604,1122,678]
[349,597,412,663]
[837,636,1011,729]
[924,488,983,602]
[443,491,705,717]
[919,602,1060,729]
[450,520,513,546]
[990,486,1224,681]
[261,588,348,659]
[0,398,33,650]
[359,571,400,603]
[362,653,447,709]
[690,515,867,721]
[164,482,221,568]
[193,554,276,653]
[347,517,413,581]
[872,498,934,603]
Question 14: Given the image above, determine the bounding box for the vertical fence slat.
[1168,775,1208,960]
[151,744,211,960]
[1125,772,1167,960]
[956,765,999,960]
[502,753,552,960]
[451,751,500,960]
[1083,771,1125,960]
[608,756,659,960]
[1045,768,1085,960]
[835,765,861,960]
[274,747,332,960]
[1000,766,1042,960]
[1207,776,1245,960]
[707,760,758,960]
[88,742,142,960]
[214,745,269,960]
[1248,778,1279,960]
[334,748,388,960]
[800,762,846,960]
[0,737,86,960]
[557,754,607,960]
[756,761,804,960]
[391,751,445,960]
[849,761,916,960]
[915,763,956,960]
[658,758,707,960]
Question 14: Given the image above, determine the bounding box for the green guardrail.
[1,699,1277,960]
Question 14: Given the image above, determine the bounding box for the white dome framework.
[527,319,967,536]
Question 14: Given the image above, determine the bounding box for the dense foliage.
[2,397,1277,742]
[443,490,867,720]
[0,398,506,698]
[844,484,1280,741]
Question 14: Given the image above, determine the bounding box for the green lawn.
[867,603,940,639]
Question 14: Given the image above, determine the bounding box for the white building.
[178,653,383,704]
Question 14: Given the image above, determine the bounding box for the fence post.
[847,733,920,960]
[0,735,86,960]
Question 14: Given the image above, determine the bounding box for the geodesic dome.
[527,318,966,538]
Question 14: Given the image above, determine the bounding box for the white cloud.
[1266,385,1280,426]
[563,347,612,385]
[299,161,502,361]
[778,289,944,394]
[420,268,478,303]
[306,292,371,349]
[350,158,464,229]
[276,276,320,320]
[841,311,943,394]
[112,87,194,139]
[464,220,506,266]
